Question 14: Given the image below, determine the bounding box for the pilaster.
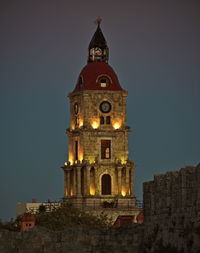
[126,166,130,196]
[86,166,90,195]
[118,167,122,196]
[73,168,77,196]
[77,166,81,196]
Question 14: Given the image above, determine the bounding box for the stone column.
[126,167,130,196]
[130,168,134,196]
[94,167,98,195]
[118,167,122,196]
[67,170,70,196]
[86,166,90,195]
[77,166,81,196]
[83,167,86,196]
[73,168,76,196]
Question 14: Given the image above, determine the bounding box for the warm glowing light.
[70,188,73,196]
[91,120,99,129]
[90,184,95,195]
[64,162,67,166]
[121,186,126,197]
[120,158,127,165]
[87,156,95,164]
[113,120,122,130]
[79,153,83,162]
[79,119,83,127]
[68,152,73,165]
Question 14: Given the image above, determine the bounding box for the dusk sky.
[0,0,200,221]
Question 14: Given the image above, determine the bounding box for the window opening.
[106,116,110,124]
[100,116,104,124]
[97,75,111,88]
[100,78,107,87]
[101,140,111,159]
[75,141,78,161]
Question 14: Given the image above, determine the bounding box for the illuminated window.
[100,78,107,87]
[97,75,111,88]
[106,116,110,124]
[101,140,111,159]
[105,148,110,158]
[100,116,104,124]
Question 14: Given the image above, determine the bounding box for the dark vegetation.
[0,203,111,232]
[35,203,112,230]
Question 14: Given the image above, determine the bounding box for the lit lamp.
[79,152,83,162]
[121,186,126,197]
[113,120,121,130]
[91,120,99,129]
[90,184,95,195]
[79,120,83,127]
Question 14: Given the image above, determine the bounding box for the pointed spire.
[88,18,109,63]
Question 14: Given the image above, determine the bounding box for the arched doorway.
[101,174,111,195]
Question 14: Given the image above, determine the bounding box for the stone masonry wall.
[0,225,143,253]
[143,163,200,253]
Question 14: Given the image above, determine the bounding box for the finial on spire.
[95,17,102,26]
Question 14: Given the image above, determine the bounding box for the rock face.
[143,163,200,252]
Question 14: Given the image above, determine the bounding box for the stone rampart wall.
[0,225,143,253]
[143,163,200,252]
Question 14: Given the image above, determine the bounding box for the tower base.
[63,196,142,224]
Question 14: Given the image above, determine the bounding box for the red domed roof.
[73,62,123,92]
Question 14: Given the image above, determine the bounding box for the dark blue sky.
[0,0,200,221]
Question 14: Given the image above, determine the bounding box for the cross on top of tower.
[95,17,102,26]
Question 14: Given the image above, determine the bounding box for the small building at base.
[20,213,36,232]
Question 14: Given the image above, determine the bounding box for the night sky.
[0,0,200,221]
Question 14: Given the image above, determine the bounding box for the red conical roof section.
[73,62,123,93]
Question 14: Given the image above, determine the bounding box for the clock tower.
[62,21,140,222]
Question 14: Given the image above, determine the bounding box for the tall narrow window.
[100,116,104,125]
[75,141,78,161]
[106,116,110,124]
[101,140,111,159]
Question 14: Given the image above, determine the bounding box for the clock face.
[100,101,111,113]
[74,103,78,114]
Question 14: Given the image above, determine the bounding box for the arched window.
[96,75,112,88]
[102,174,111,195]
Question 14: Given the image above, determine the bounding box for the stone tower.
[62,21,140,220]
